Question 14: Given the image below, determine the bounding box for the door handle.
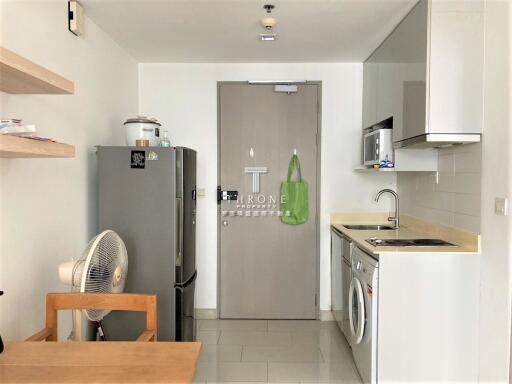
[217,186,238,204]
[176,198,183,267]
[174,271,197,291]
[222,220,228,227]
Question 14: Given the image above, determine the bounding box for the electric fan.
[58,230,128,340]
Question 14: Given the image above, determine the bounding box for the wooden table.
[0,341,202,383]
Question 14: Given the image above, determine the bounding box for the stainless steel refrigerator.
[97,146,197,341]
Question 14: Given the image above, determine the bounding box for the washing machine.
[349,246,379,384]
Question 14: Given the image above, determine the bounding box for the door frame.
[216,81,322,319]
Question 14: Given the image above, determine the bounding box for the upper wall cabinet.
[362,0,483,149]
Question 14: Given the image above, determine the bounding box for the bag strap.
[287,154,303,182]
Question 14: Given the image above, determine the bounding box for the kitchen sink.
[343,224,396,231]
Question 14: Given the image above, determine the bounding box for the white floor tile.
[242,345,323,363]
[268,362,361,383]
[219,331,293,347]
[292,327,347,343]
[268,320,338,332]
[198,330,222,344]
[200,345,243,362]
[291,329,353,362]
[194,320,361,383]
[200,319,268,331]
[193,362,268,382]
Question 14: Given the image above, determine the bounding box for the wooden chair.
[26,293,157,342]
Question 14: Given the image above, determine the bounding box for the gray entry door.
[219,82,320,319]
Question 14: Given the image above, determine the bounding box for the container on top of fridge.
[124,116,161,146]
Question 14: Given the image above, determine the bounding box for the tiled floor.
[193,319,362,383]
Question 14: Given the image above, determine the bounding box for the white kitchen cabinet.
[377,252,479,382]
[362,0,428,138]
[331,227,353,340]
[330,228,343,328]
[376,63,394,124]
[362,0,483,148]
[362,63,378,129]
[428,0,484,135]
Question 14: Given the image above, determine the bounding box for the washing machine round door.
[349,277,365,345]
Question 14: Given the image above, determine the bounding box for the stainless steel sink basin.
[343,225,396,231]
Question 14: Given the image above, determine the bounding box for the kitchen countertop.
[331,213,480,256]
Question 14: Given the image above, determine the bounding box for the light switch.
[196,188,206,197]
[495,197,508,216]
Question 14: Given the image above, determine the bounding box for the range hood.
[393,133,481,149]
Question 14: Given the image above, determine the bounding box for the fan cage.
[74,230,128,322]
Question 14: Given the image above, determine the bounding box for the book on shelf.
[0,124,36,135]
[1,119,37,135]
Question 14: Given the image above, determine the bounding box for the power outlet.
[495,197,508,216]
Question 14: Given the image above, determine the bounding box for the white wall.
[397,143,482,233]
[0,1,138,340]
[478,0,512,381]
[139,63,395,311]
[0,0,4,336]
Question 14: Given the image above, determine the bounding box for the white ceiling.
[82,0,418,63]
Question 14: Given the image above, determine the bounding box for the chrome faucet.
[375,189,400,228]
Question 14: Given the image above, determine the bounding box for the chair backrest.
[42,293,157,341]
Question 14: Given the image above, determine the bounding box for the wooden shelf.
[0,135,75,158]
[0,47,74,94]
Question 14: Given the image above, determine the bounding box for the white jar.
[124,116,161,146]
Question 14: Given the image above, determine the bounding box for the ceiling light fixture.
[260,33,277,41]
[260,4,277,41]
[261,17,277,31]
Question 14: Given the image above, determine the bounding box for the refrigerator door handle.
[174,270,197,291]
[175,198,183,267]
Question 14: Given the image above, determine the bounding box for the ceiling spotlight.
[263,4,275,14]
[260,33,277,41]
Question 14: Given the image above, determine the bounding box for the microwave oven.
[363,128,393,166]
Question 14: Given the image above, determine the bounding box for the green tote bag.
[280,154,309,225]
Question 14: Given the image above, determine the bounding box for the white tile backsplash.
[453,213,482,233]
[397,143,482,233]
[454,151,482,173]
[438,154,455,173]
[453,193,482,217]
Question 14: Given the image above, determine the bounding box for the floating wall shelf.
[354,166,396,173]
[354,148,439,173]
[0,47,74,94]
[0,135,75,158]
